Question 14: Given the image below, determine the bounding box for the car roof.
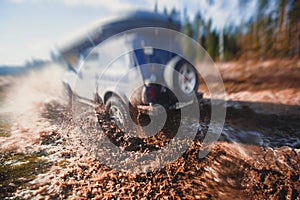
[58,10,181,57]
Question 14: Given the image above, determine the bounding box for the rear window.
[134,48,175,66]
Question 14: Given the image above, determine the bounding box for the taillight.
[146,86,156,102]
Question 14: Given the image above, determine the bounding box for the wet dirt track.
[0,62,299,199]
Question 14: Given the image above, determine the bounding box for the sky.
[0,0,258,66]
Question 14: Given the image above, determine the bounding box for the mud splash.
[0,64,69,198]
[0,63,66,153]
[25,95,300,199]
[0,62,299,199]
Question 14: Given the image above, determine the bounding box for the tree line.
[162,0,300,61]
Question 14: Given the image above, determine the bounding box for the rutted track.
[0,63,299,199]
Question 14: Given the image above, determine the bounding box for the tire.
[164,56,199,102]
[105,96,131,131]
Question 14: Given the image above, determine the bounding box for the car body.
[59,10,202,127]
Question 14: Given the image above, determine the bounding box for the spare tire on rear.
[164,56,199,102]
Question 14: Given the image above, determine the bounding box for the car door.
[73,51,99,101]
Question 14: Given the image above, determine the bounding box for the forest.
[163,0,300,61]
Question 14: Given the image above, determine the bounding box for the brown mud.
[0,60,299,199]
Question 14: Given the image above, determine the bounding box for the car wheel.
[105,96,131,130]
[164,56,199,102]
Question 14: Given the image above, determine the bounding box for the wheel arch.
[103,91,130,106]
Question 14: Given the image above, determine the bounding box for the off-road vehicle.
[59,10,202,129]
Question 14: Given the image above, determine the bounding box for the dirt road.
[0,60,299,199]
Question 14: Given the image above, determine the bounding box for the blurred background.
[1,0,299,68]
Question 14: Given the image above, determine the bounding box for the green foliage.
[207,31,219,60]
[182,21,194,38]
[177,0,299,61]
[224,34,240,60]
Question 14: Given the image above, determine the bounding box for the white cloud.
[195,0,257,30]
[9,0,142,11]
[155,0,181,11]
[10,0,27,3]
[62,0,188,17]
[63,0,142,12]
[10,0,55,3]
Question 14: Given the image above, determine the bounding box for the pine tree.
[288,0,300,57]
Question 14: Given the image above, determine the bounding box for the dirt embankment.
[0,60,299,199]
[217,59,300,106]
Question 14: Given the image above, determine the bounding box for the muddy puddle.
[0,152,52,199]
[0,88,10,137]
[223,103,300,149]
[0,63,299,199]
[92,99,300,153]
[0,114,11,137]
